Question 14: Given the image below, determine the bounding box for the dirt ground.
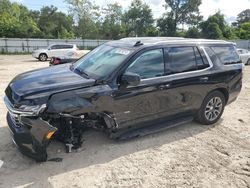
[0,55,249,188]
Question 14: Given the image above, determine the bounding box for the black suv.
[4,37,242,161]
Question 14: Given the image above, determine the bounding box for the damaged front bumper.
[4,97,56,162]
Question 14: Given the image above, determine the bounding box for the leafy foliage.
[37,6,75,38]
[200,12,237,39]
[238,22,250,39]
[0,0,249,40]
[122,0,155,37]
[157,0,202,36]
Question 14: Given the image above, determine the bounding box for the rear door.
[48,45,62,57]
[161,46,213,117]
[61,44,75,57]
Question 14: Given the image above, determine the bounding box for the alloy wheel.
[204,97,223,121]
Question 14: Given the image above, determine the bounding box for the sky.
[11,0,250,23]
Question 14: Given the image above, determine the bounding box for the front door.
[112,48,171,129]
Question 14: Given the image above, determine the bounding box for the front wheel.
[39,53,48,61]
[196,91,226,125]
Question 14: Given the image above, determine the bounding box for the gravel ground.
[0,55,249,188]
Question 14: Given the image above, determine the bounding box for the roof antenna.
[134,41,143,47]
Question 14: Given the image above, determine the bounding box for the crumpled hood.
[7,64,95,103]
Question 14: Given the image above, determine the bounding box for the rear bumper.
[6,112,55,162]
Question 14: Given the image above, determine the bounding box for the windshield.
[73,44,132,79]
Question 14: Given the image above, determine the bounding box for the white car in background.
[32,44,78,61]
[237,48,250,65]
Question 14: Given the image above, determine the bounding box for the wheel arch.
[211,88,229,104]
[39,53,48,57]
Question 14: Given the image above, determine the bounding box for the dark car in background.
[4,37,243,161]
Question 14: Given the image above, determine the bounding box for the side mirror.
[120,72,141,87]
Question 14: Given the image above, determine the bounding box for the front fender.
[46,85,114,115]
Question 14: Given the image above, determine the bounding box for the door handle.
[199,77,209,81]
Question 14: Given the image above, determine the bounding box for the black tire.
[39,53,48,61]
[196,91,226,125]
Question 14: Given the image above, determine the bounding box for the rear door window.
[62,45,73,49]
[165,46,197,74]
[211,46,241,65]
[50,45,60,50]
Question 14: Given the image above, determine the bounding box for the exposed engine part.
[65,143,74,153]
[47,112,113,153]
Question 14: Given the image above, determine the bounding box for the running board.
[112,116,193,140]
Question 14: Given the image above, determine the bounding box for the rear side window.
[194,47,210,69]
[204,47,221,65]
[211,46,241,65]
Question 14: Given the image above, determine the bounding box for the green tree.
[235,9,250,27]
[0,0,40,38]
[200,12,236,39]
[157,16,176,36]
[122,0,154,37]
[101,3,124,39]
[158,0,202,36]
[185,27,201,38]
[65,0,101,39]
[37,6,74,39]
[206,23,223,39]
[238,22,250,39]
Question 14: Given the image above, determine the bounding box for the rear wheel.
[196,91,225,125]
[39,53,48,61]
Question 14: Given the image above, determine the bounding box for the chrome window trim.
[140,46,213,82]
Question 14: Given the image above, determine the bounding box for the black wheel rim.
[205,97,222,121]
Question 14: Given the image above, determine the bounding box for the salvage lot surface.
[0,55,250,188]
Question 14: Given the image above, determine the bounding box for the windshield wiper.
[74,67,89,79]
